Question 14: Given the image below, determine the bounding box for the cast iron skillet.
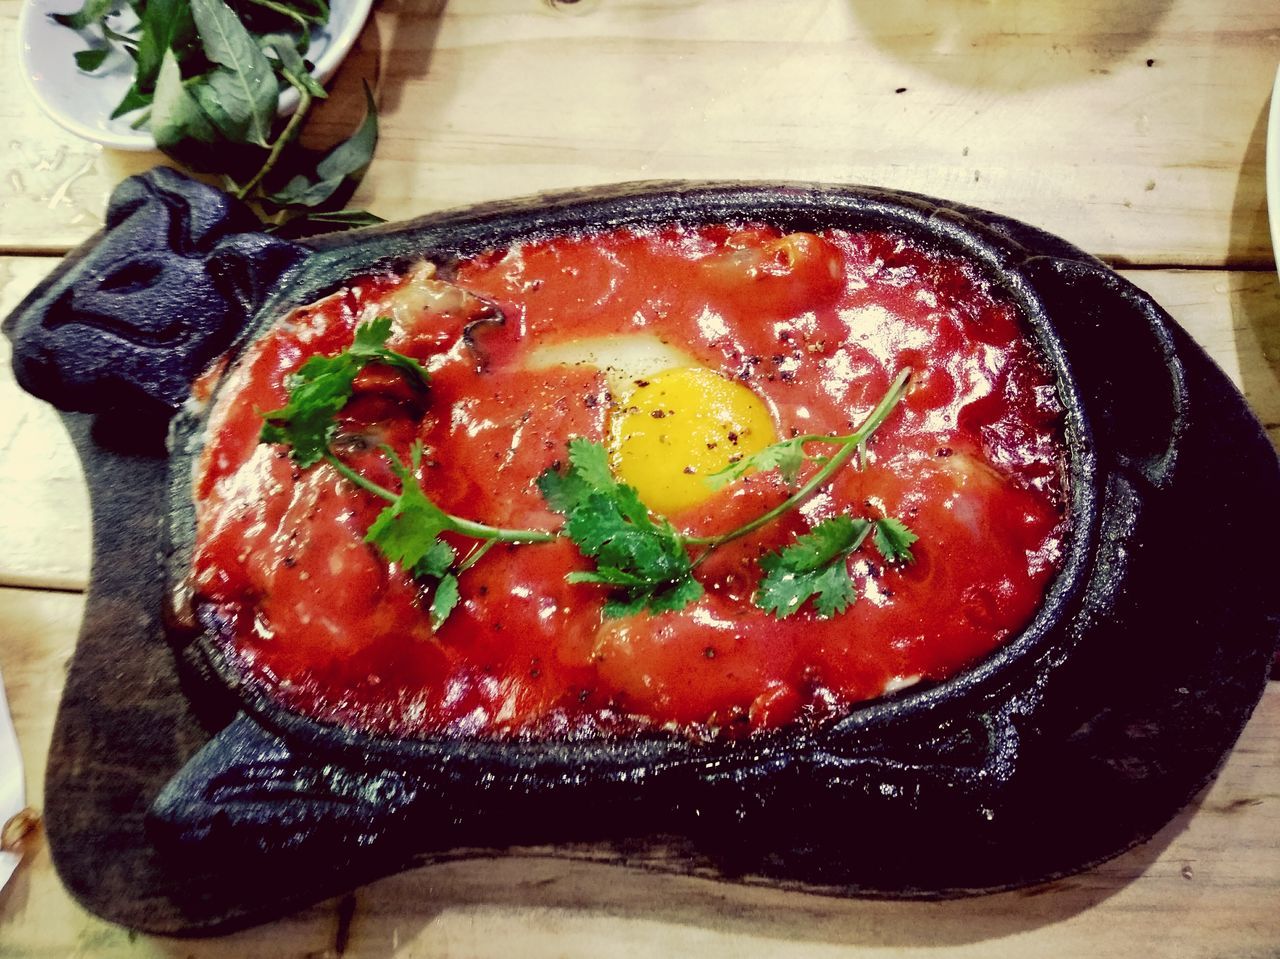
[5,169,1278,933]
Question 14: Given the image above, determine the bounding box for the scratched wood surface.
[1,0,1279,954]
[2,0,1279,266]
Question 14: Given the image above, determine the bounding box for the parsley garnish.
[872,517,918,565]
[259,317,427,468]
[757,517,871,618]
[755,514,918,618]
[538,439,703,617]
[256,323,918,627]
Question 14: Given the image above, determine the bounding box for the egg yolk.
[612,366,777,515]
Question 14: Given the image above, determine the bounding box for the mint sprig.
[52,0,380,232]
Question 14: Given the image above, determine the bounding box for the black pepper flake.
[650,409,666,419]
[530,668,541,679]
[706,441,718,450]
[895,86,908,94]
[727,431,739,444]
[478,585,489,596]
[935,446,953,457]
[282,556,297,568]
[704,646,717,659]
[1146,58,1155,67]
[635,379,650,388]
[683,465,696,474]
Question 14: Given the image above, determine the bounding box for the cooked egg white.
[526,334,777,514]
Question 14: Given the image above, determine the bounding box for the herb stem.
[325,452,397,502]
[237,0,319,30]
[235,70,312,200]
[686,368,911,551]
[324,451,557,544]
[446,516,558,544]
[457,539,497,573]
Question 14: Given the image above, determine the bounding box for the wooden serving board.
[10,179,1270,936]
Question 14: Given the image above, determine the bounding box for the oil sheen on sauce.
[192,225,1068,740]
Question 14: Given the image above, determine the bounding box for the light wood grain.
[3,0,1279,950]
[0,256,90,592]
[0,585,1275,958]
[2,0,1279,266]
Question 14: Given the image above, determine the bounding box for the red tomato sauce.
[191,225,1068,740]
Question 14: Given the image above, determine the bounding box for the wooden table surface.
[1,0,1278,955]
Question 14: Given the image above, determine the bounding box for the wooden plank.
[1,0,1278,266]
[1122,268,1280,443]
[0,586,1275,956]
[0,257,90,591]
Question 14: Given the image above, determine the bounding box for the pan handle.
[2,168,307,426]
[1021,256,1190,491]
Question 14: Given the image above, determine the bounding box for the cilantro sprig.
[538,439,703,617]
[259,317,428,467]
[688,368,914,551]
[756,516,919,619]
[256,320,918,627]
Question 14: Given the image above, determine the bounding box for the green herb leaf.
[873,517,918,565]
[101,22,137,48]
[755,516,871,618]
[541,438,702,617]
[151,49,219,150]
[74,47,110,72]
[267,83,379,207]
[258,317,428,467]
[134,0,195,92]
[412,539,456,580]
[260,34,327,98]
[52,0,116,30]
[190,0,279,146]
[110,84,153,119]
[364,443,452,570]
[361,446,463,631]
[430,573,461,630]
[706,435,809,490]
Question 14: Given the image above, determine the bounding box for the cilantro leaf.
[541,439,702,617]
[360,445,464,630]
[258,317,427,467]
[755,516,871,618]
[706,435,809,490]
[873,517,918,565]
[412,539,456,580]
[364,443,451,570]
[430,573,460,630]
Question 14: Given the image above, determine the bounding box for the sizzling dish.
[190,224,1068,740]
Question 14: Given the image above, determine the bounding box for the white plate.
[18,0,373,151]
[1268,63,1280,274]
